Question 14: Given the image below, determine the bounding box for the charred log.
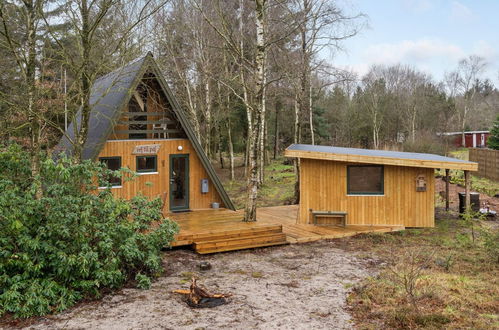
[173,278,231,308]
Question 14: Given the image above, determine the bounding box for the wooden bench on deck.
[310,210,347,227]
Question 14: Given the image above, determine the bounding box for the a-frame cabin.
[56,53,235,213]
[55,53,413,254]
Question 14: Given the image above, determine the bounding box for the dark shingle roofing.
[55,53,235,210]
[285,144,478,171]
[56,56,147,160]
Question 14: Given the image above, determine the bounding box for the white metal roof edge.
[285,144,478,167]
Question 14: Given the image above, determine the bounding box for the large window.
[99,157,122,187]
[347,165,384,195]
[136,155,157,173]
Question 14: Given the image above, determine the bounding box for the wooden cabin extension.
[298,159,435,227]
[285,144,478,228]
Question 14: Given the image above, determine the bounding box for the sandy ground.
[22,241,380,330]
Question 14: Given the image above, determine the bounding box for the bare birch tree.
[152,2,202,142]
[292,0,364,145]
[362,69,388,149]
[445,55,487,146]
[287,0,364,201]
[190,0,275,221]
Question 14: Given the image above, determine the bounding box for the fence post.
[445,169,450,211]
[464,170,471,210]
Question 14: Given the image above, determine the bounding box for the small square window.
[99,157,122,187]
[347,165,384,195]
[136,155,157,173]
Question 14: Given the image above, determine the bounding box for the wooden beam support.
[133,91,145,111]
[445,169,450,211]
[464,170,471,210]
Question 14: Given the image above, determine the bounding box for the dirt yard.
[8,164,496,329]
[435,177,499,213]
[23,241,379,330]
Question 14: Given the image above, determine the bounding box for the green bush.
[0,145,178,318]
[448,171,499,197]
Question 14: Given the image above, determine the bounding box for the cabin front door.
[169,154,190,211]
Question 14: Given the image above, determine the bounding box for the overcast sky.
[332,0,498,83]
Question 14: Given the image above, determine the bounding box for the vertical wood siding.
[299,159,435,227]
[98,139,222,211]
[469,148,499,181]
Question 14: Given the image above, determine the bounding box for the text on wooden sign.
[132,144,161,155]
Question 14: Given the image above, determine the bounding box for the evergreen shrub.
[0,145,178,318]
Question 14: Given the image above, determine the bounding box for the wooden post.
[445,169,450,211]
[464,170,471,210]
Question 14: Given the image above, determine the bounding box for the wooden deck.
[167,205,404,253]
[256,205,404,243]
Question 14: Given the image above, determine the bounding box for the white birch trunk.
[293,94,301,203]
[244,0,267,222]
[168,46,201,142]
[411,107,417,142]
[204,78,211,155]
[239,0,252,177]
[293,95,300,174]
[26,1,42,198]
[309,83,314,145]
[258,81,266,185]
[227,119,235,181]
[184,74,201,142]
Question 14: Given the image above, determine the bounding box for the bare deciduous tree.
[0,0,47,197]
[445,55,487,146]
[44,0,167,162]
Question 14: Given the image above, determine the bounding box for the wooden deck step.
[175,224,283,243]
[194,232,288,254]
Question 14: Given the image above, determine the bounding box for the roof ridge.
[93,54,149,84]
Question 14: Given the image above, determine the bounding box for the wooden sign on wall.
[132,144,161,155]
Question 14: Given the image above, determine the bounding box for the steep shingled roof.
[55,53,235,210]
[56,56,147,160]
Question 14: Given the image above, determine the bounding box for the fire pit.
[173,278,231,308]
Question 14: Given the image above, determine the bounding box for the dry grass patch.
[346,215,499,329]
